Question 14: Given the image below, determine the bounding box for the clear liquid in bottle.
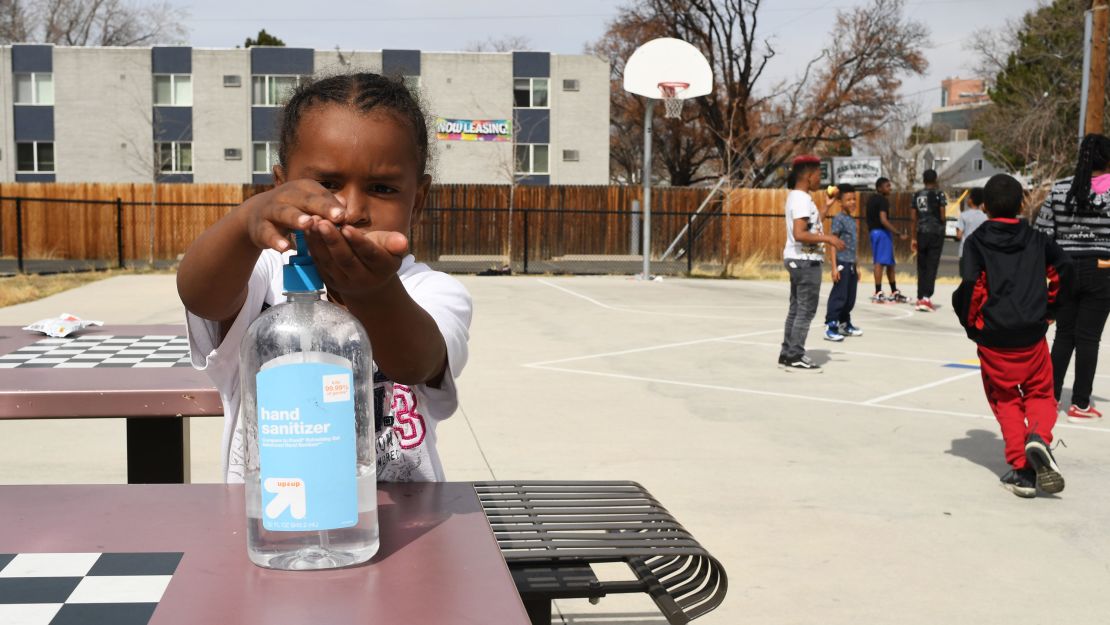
[239,232,378,570]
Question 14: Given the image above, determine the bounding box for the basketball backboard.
[623,37,713,100]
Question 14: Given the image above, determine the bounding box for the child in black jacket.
[953,174,1074,498]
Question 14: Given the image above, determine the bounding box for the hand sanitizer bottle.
[240,231,379,570]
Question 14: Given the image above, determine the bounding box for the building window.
[224,148,242,161]
[223,74,242,88]
[973,158,984,172]
[153,74,192,106]
[515,144,549,175]
[16,142,54,172]
[252,75,302,106]
[253,142,279,173]
[562,149,580,162]
[156,141,192,173]
[562,79,580,92]
[14,72,53,105]
[513,77,549,108]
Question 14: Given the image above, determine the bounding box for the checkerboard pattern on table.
[0,336,191,369]
[0,552,182,625]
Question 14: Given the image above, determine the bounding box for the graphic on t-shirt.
[801,215,824,256]
[391,384,427,449]
[372,370,433,481]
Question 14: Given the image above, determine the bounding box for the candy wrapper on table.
[23,313,104,338]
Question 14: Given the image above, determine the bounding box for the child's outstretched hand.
[305,219,409,303]
[242,180,347,252]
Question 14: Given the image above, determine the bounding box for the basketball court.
[3,273,1110,624]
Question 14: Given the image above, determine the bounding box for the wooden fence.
[0,183,917,271]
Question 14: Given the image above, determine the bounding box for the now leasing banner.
[435,117,512,142]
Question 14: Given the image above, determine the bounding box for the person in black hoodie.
[953,174,1073,498]
[911,169,947,312]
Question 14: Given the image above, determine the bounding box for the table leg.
[521,598,552,625]
[126,417,188,484]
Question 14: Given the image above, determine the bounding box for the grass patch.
[0,268,171,308]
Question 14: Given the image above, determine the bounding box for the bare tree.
[465,35,532,53]
[0,0,187,46]
[857,99,921,189]
[116,67,190,266]
[968,0,1093,185]
[590,0,928,187]
[0,0,31,42]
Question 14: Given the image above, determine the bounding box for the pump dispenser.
[240,232,379,570]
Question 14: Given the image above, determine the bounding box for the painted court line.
[537,279,747,320]
[526,309,918,369]
[523,328,785,368]
[859,326,965,337]
[861,371,983,405]
[537,278,915,322]
[527,364,1110,435]
[717,338,955,366]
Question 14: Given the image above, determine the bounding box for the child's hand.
[305,219,410,303]
[241,180,346,252]
[831,266,840,283]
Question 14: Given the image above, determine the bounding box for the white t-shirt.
[956,208,988,257]
[186,251,472,484]
[783,190,825,261]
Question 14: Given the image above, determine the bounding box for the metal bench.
[474,481,727,625]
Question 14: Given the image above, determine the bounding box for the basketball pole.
[641,99,654,280]
[1084,0,1108,136]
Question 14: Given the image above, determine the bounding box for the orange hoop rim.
[657,81,691,98]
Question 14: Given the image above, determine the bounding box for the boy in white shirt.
[779,155,845,372]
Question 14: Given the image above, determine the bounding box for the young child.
[824,183,863,342]
[955,186,987,259]
[177,73,473,484]
[952,174,1072,498]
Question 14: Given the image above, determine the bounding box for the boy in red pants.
[953,174,1073,497]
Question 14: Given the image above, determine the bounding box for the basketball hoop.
[658,82,690,118]
[624,38,713,281]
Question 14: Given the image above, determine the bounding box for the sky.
[181,0,1045,120]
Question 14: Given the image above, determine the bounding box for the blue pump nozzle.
[283,231,323,292]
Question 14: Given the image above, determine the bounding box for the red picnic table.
[0,324,221,483]
[0,481,531,625]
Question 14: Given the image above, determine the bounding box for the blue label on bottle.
[257,358,357,532]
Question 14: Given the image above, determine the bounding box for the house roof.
[950,173,1032,189]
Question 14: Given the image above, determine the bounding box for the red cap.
[792,154,821,166]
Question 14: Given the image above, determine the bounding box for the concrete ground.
[2,272,1109,625]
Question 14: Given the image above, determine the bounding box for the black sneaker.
[777,354,788,368]
[784,356,822,373]
[999,468,1036,498]
[1025,434,1065,494]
